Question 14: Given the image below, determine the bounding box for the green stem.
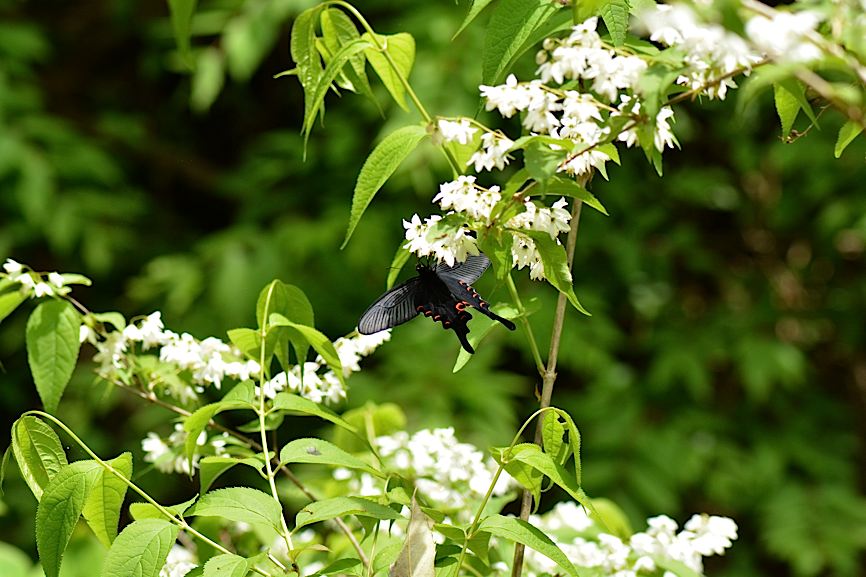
[506,273,545,377]
[22,411,278,577]
[258,282,297,571]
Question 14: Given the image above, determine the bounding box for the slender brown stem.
[510,199,584,577]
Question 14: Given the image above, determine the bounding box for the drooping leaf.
[390,500,435,577]
[101,519,179,577]
[257,280,315,367]
[82,452,132,547]
[477,515,578,577]
[343,124,428,248]
[541,412,568,465]
[541,177,608,216]
[26,300,82,412]
[320,9,375,101]
[291,5,325,146]
[10,415,68,500]
[513,230,588,314]
[36,460,102,577]
[295,496,401,529]
[361,32,416,110]
[588,498,633,540]
[186,487,283,531]
[834,120,864,158]
[279,438,382,477]
[552,409,582,484]
[774,83,801,136]
[482,0,560,85]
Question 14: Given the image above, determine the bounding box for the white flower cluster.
[159,545,196,577]
[257,331,391,404]
[142,423,229,475]
[335,427,513,521]
[405,175,572,281]
[639,4,762,100]
[525,502,738,577]
[2,258,76,298]
[745,10,823,63]
[89,311,260,402]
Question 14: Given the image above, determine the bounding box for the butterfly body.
[358,254,515,354]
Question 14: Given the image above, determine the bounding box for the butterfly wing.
[433,253,491,285]
[357,277,422,334]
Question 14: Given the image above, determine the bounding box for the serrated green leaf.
[272,392,358,434]
[482,0,560,85]
[183,400,255,474]
[491,445,542,504]
[391,499,435,577]
[321,9,375,102]
[295,496,401,529]
[454,0,496,38]
[129,497,197,521]
[199,456,265,494]
[291,6,325,152]
[11,415,67,500]
[0,290,27,325]
[601,0,631,46]
[498,444,583,501]
[101,519,179,577]
[167,0,198,67]
[774,83,801,136]
[541,412,567,464]
[268,315,344,385]
[343,124,428,248]
[187,487,283,531]
[477,515,578,577]
[280,438,381,477]
[37,460,101,577]
[541,177,608,215]
[361,32,415,110]
[834,120,863,158]
[203,553,249,577]
[779,78,818,126]
[26,300,82,412]
[552,409,582,485]
[513,230,588,314]
[82,453,132,547]
[257,280,315,368]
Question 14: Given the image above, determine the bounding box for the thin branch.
[510,198,584,577]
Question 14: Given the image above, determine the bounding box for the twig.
[510,198,584,577]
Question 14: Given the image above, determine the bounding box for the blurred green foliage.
[1,1,866,576]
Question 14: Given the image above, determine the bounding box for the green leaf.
[187,487,283,531]
[391,499,435,577]
[333,403,405,453]
[10,415,68,500]
[272,392,358,434]
[257,280,315,368]
[343,124,428,248]
[552,409,582,485]
[291,6,325,146]
[191,47,225,113]
[129,497,197,521]
[542,177,608,216]
[361,32,415,110]
[477,515,578,577]
[499,444,583,502]
[524,140,568,185]
[454,0,496,38]
[91,311,126,331]
[780,78,818,126]
[491,445,542,504]
[320,9,375,101]
[203,553,249,577]
[101,519,179,577]
[303,38,372,144]
[588,498,633,540]
[268,315,344,384]
[513,230,588,314]
[482,0,560,85]
[26,300,82,412]
[0,290,26,325]
[58,273,92,286]
[183,400,255,474]
[308,558,362,577]
[452,302,518,372]
[774,83,800,136]
[600,0,631,46]
[540,412,568,465]
[82,453,132,547]
[280,438,381,477]
[295,496,401,529]
[199,456,265,494]
[834,120,863,158]
[0,542,33,577]
[36,460,101,577]
[167,0,198,67]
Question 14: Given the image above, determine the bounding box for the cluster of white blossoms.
[334,427,513,520]
[404,175,572,280]
[142,422,230,475]
[525,502,738,577]
[159,545,197,577]
[744,9,823,63]
[2,258,78,298]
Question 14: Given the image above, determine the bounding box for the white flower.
[48,272,64,288]
[79,324,97,344]
[745,11,823,63]
[2,259,23,274]
[402,214,479,266]
[160,545,196,577]
[15,273,35,290]
[468,132,514,172]
[33,282,54,297]
[437,118,478,145]
[433,175,501,221]
[682,514,738,556]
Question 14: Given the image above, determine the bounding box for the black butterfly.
[358,253,516,353]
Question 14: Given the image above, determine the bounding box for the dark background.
[1,0,865,575]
